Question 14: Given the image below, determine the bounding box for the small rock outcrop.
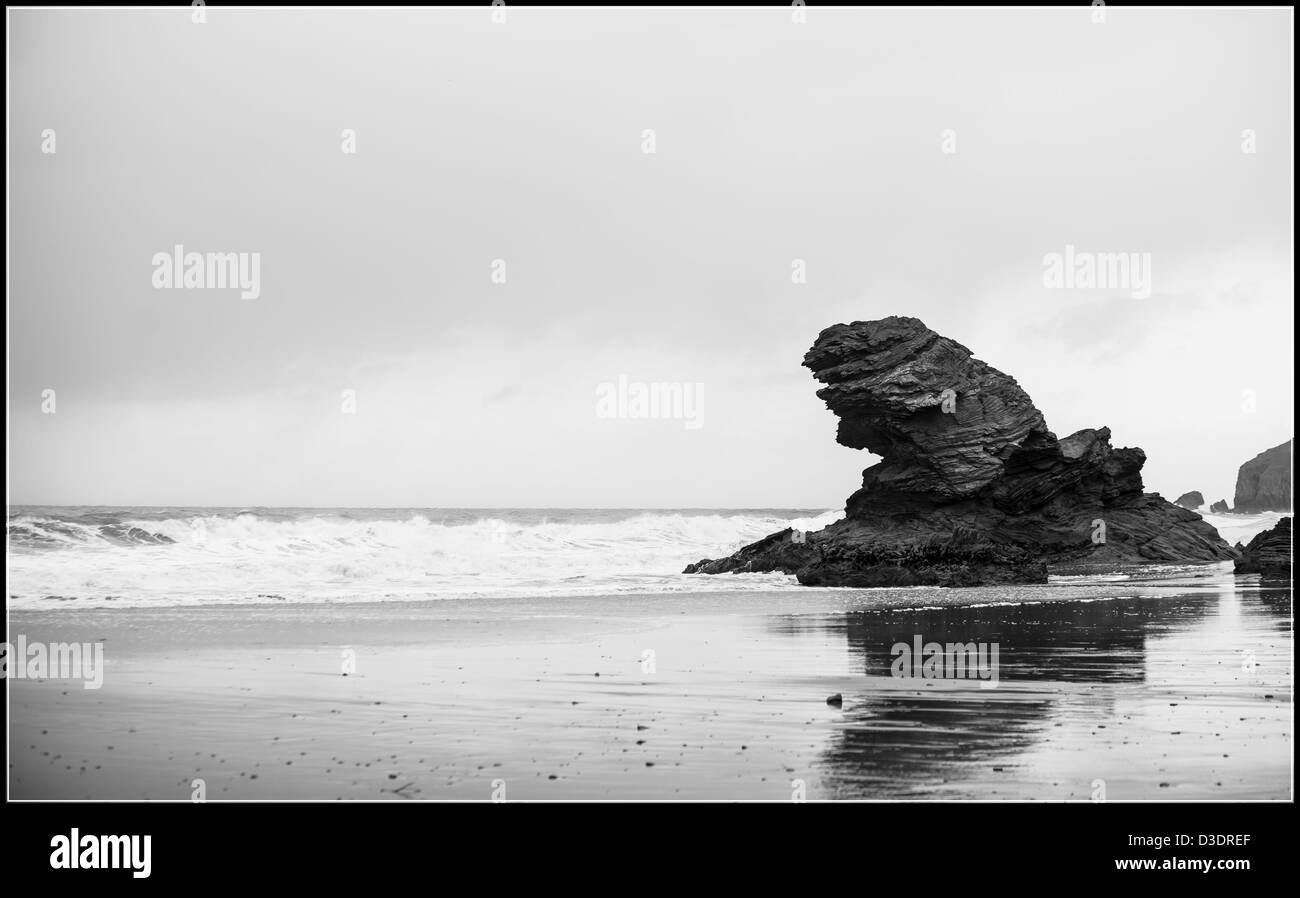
[1174,491,1205,510]
[684,316,1235,587]
[1210,499,1231,514]
[1233,440,1291,513]
[1233,517,1292,581]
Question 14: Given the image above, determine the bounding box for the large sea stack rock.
[685,316,1235,587]
[1232,440,1292,513]
[1174,491,1205,510]
[1233,517,1292,581]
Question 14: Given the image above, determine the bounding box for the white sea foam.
[1196,510,1286,548]
[7,508,846,609]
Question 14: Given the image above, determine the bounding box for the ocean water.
[6,506,844,608]
[7,506,1283,610]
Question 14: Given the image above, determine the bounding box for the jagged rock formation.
[1210,499,1230,514]
[1174,491,1205,510]
[685,316,1235,587]
[1233,517,1292,581]
[1233,440,1292,513]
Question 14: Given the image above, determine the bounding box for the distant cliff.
[1233,440,1291,513]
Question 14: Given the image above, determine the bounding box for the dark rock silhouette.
[1232,440,1292,513]
[685,316,1234,586]
[1233,517,1292,581]
[1174,491,1205,510]
[1210,499,1230,514]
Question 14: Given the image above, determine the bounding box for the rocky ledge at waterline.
[1233,517,1292,582]
[685,316,1235,587]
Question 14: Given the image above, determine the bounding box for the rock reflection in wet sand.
[782,585,1290,799]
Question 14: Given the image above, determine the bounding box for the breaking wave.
[7,507,845,609]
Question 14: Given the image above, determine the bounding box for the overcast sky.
[8,7,1293,508]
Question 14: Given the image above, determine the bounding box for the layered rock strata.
[685,317,1234,586]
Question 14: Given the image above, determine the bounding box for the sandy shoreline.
[8,580,1291,800]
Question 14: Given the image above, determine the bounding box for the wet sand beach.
[8,567,1291,800]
